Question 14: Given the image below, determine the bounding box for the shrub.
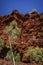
[24,46,43,63]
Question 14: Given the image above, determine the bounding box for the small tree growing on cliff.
[4,20,21,65]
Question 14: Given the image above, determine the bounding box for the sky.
[0,0,43,16]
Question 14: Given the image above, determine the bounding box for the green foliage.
[12,26,21,38]
[8,50,21,62]
[14,51,21,62]
[4,20,21,39]
[24,46,43,63]
[4,20,17,34]
[11,20,17,26]
[0,36,4,45]
[4,25,13,33]
[0,36,4,50]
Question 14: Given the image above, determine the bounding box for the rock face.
[0,10,43,62]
